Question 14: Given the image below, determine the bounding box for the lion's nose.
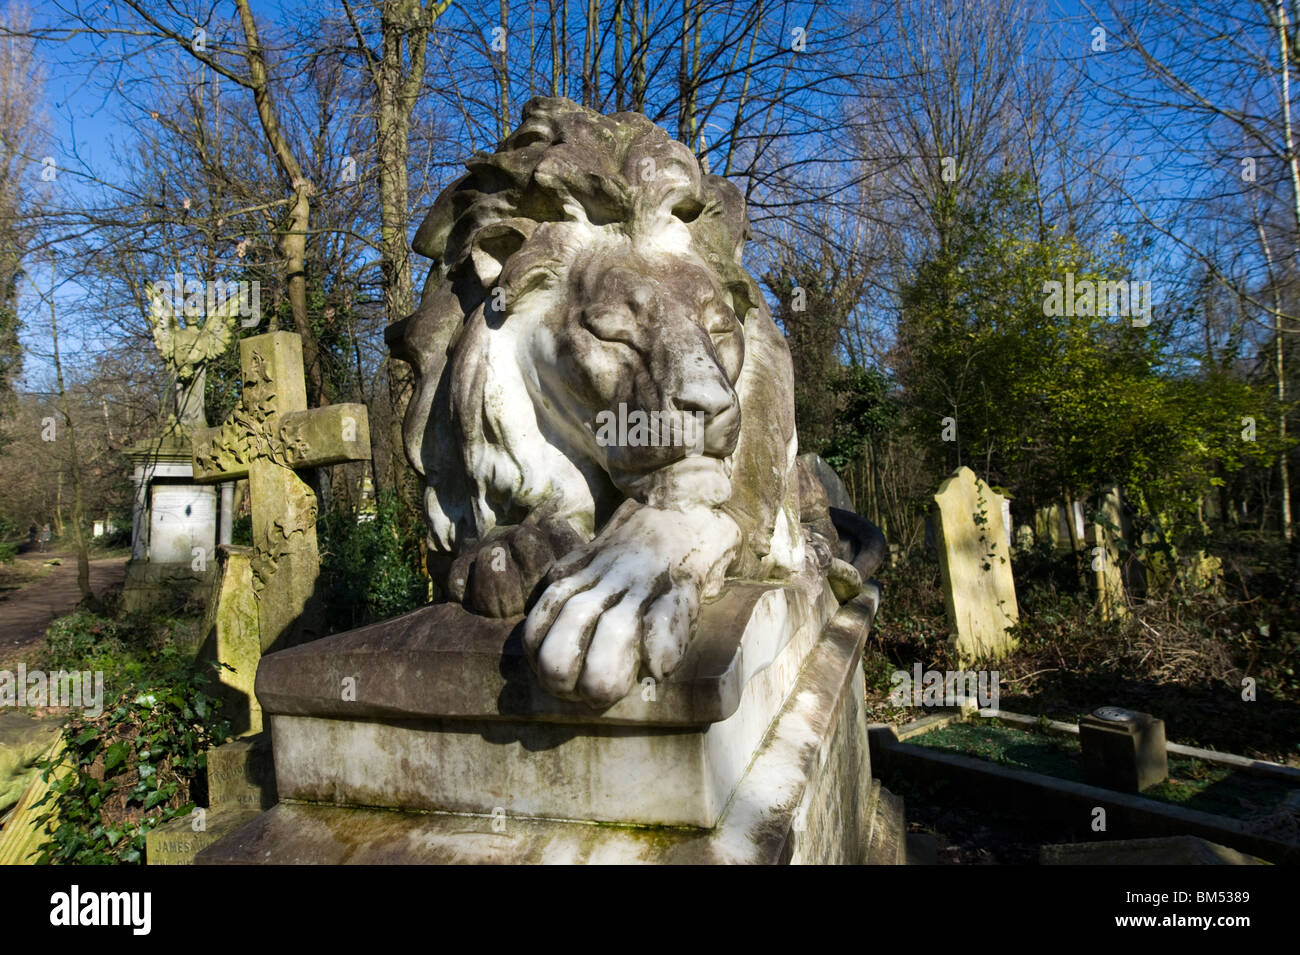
[669,378,735,420]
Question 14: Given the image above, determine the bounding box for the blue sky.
[11,0,1277,387]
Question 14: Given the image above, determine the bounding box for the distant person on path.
[28,524,36,546]
[38,523,51,553]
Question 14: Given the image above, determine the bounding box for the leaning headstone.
[932,466,1018,664]
[196,545,262,735]
[1079,706,1167,793]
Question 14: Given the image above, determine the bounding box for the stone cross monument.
[191,331,371,654]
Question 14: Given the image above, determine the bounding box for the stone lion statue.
[388,97,872,707]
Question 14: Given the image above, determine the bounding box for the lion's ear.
[467,220,536,289]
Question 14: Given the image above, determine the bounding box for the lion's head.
[388,97,774,553]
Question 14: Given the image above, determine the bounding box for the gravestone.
[1136,526,1177,595]
[1087,484,1128,621]
[145,735,275,865]
[1186,550,1223,591]
[191,331,371,655]
[121,435,220,613]
[932,466,1018,664]
[196,97,900,865]
[197,545,261,735]
[1013,523,1035,553]
[1034,503,1066,552]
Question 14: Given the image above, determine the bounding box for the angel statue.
[145,279,242,432]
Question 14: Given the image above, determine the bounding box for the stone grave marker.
[1013,523,1035,553]
[932,466,1019,664]
[191,330,371,655]
[144,735,275,865]
[198,545,261,735]
[1087,484,1128,621]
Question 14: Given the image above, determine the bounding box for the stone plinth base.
[200,594,895,864]
[121,560,215,616]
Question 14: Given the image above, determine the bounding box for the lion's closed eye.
[582,305,639,348]
[705,308,745,380]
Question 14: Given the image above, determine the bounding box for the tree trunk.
[48,257,91,600]
[234,0,330,406]
[1272,0,1295,540]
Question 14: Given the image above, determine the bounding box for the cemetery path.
[0,553,128,670]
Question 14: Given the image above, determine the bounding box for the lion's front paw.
[447,518,586,618]
[522,546,701,708]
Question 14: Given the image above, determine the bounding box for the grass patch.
[910,718,1298,823]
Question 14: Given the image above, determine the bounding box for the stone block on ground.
[1079,706,1168,793]
[121,561,216,617]
[145,809,263,865]
[201,733,276,811]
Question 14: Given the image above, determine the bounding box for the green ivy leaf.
[104,741,130,771]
